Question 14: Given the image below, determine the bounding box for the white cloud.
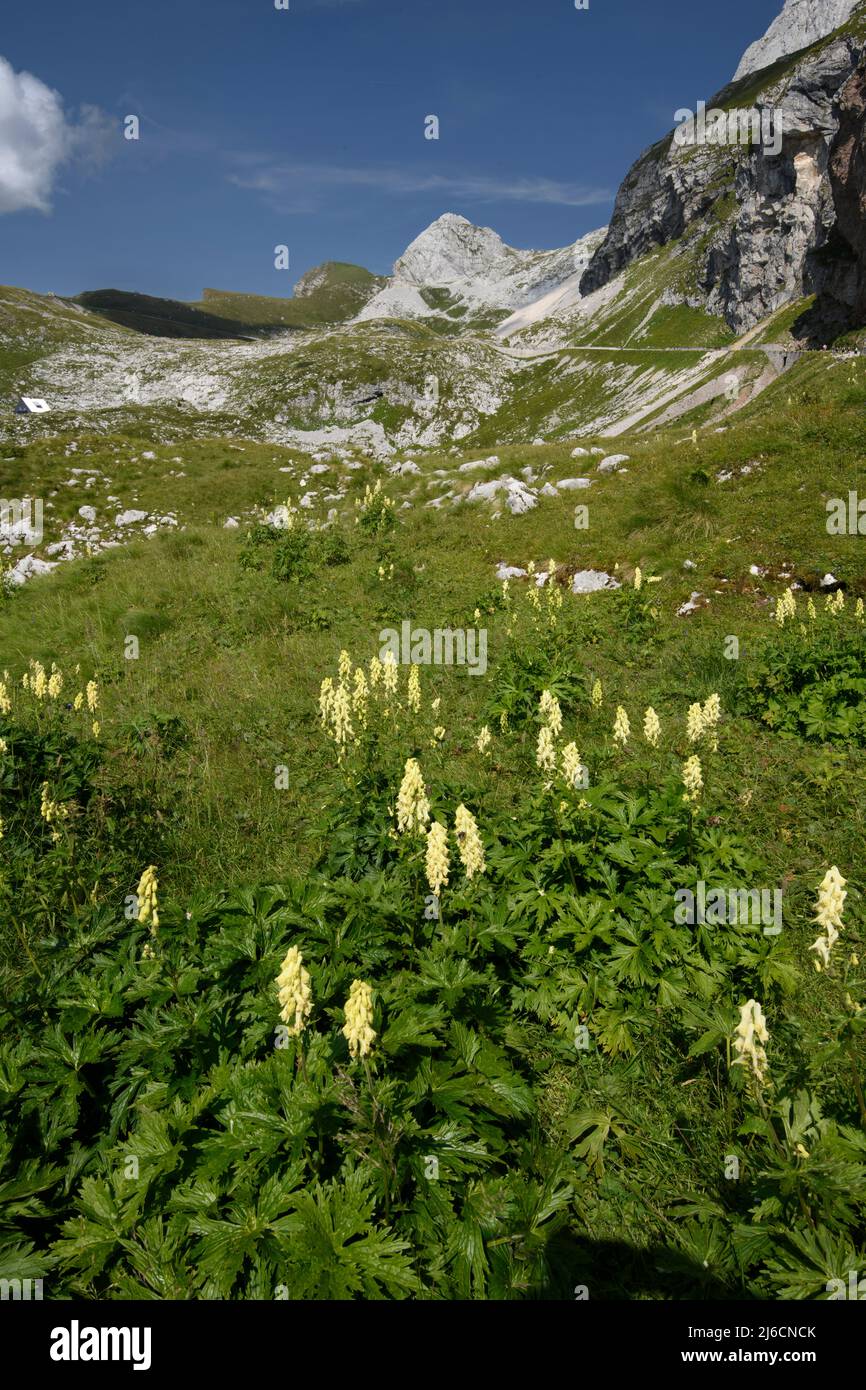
[0,55,114,215]
[228,161,610,209]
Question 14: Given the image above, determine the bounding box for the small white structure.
[15,397,50,415]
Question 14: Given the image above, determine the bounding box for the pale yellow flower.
[476,725,492,755]
[561,741,583,789]
[0,682,9,715]
[319,678,334,725]
[368,655,383,689]
[425,821,450,896]
[539,689,563,736]
[47,671,63,699]
[686,702,704,743]
[407,665,422,714]
[396,758,430,835]
[810,926,838,972]
[806,596,817,622]
[643,707,661,747]
[40,782,69,831]
[330,685,354,749]
[731,999,770,1086]
[815,865,846,933]
[702,693,721,751]
[342,979,376,1060]
[276,945,313,1036]
[86,679,99,713]
[73,692,84,712]
[499,710,509,734]
[775,588,796,625]
[856,598,864,624]
[455,803,485,879]
[536,725,557,772]
[136,865,159,932]
[682,755,703,803]
[591,680,603,710]
[382,651,399,697]
[613,706,630,746]
[633,566,642,592]
[92,721,100,738]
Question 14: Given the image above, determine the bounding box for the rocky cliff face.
[734,0,860,80]
[805,58,866,330]
[580,7,866,337]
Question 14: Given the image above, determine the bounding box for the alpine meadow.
[2,0,866,1320]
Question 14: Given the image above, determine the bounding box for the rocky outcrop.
[580,18,866,336]
[734,0,861,80]
[804,60,866,329]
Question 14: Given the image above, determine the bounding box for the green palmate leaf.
[280,1171,422,1300]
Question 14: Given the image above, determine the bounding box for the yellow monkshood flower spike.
[682,755,703,803]
[396,758,430,835]
[613,706,630,746]
[591,680,603,709]
[643,708,661,747]
[425,822,450,896]
[775,588,796,625]
[276,946,313,1036]
[815,865,846,932]
[539,689,563,736]
[686,702,704,742]
[810,866,847,972]
[136,865,159,932]
[702,693,721,751]
[382,651,399,697]
[561,742,582,789]
[40,782,69,830]
[731,1000,770,1086]
[455,803,485,879]
[342,979,376,1060]
[536,725,557,773]
[407,665,422,714]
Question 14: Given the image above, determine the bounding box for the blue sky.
[1,0,782,300]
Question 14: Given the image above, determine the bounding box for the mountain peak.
[394,213,510,285]
[733,0,861,80]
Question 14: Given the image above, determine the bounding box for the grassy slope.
[0,287,127,396]
[72,264,388,341]
[1,350,864,892]
[1,319,864,1296]
[193,263,387,329]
